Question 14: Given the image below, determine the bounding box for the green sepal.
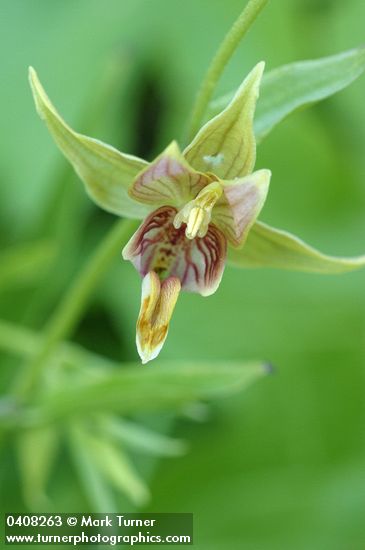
[29,67,150,219]
[228,221,365,273]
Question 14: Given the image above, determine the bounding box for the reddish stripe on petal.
[212,169,271,247]
[122,206,227,296]
[129,142,211,208]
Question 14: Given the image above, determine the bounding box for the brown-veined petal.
[183,62,264,180]
[29,67,149,219]
[129,141,212,208]
[212,169,271,247]
[122,206,227,296]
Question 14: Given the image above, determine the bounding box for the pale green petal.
[228,221,365,273]
[29,67,150,219]
[184,62,264,179]
[209,47,365,143]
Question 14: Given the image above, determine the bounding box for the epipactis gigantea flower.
[29,63,365,364]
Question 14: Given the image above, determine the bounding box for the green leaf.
[209,47,365,142]
[68,424,117,512]
[84,431,150,506]
[29,67,150,219]
[102,416,187,457]
[184,62,264,179]
[16,426,59,510]
[228,221,365,273]
[0,241,55,292]
[29,361,268,423]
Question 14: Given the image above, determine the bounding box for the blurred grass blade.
[30,361,268,422]
[29,67,150,219]
[180,402,211,423]
[0,319,38,357]
[0,241,55,291]
[228,221,365,273]
[86,432,150,507]
[209,47,365,142]
[102,416,187,457]
[16,426,58,510]
[68,424,117,513]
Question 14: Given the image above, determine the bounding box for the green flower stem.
[188,0,269,140]
[12,218,139,401]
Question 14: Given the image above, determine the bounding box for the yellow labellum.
[136,272,181,364]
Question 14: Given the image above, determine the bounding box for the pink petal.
[129,142,212,207]
[212,169,271,247]
[122,206,227,296]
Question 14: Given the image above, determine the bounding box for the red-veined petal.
[122,206,227,296]
[212,169,271,247]
[129,141,212,207]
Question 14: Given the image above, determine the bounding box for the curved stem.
[187,0,268,140]
[12,218,139,401]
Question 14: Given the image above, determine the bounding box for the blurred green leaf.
[0,319,38,357]
[69,424,117,513]
[85,430,150,506]
[0,321,267,430]
[0,241,55,291]
[101,416,188,457]
[16,425,58,510]
[30,361,268,422]
[209,47,365,142]
[228,221,365,273]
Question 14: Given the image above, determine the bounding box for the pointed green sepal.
[228,221,365,273]
[184,62,264,179]
[29,67,149,219]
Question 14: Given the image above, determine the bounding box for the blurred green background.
[1,0,365,548]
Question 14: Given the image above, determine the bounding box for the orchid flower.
[29,64,365,364]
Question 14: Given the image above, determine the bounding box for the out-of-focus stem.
[187,0,269,140]
[12,218,139,401]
